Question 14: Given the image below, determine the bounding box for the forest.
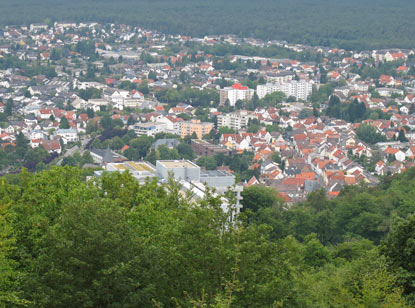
[1,0,415,50]
[1,166,415,307]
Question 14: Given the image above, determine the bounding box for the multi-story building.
[54,129,79,144]
[133,122,167,136]
[257,80,314,101]
[217,110,257,131]
[266,71,295,83]
[220,84,255,106]
[191,139,233,157]
[179,119,214,139]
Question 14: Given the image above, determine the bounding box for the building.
[220,84,255,106]
[156,160,201,182]
[191,139,233,157]
[42,140,62,154]
[29,23,48,32]
[257,80,314,101]
[266,71,295,83]
[153,138,181,150]
[217,110,256,131]
[104,161,156,183]
[132,122,167,136]
[54,129,78,144]
[179,119,213,139]
[90,148,127,164]
[200,170,236,189]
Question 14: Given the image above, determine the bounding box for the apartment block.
[179,119,214,139]
[220,84,255,106]
[257,80,314,101]
[217,110,256,131]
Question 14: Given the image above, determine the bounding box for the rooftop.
[158,160,198,169]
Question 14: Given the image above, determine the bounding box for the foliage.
[0,166,414,306]
[357,123,387,144]
[380,215,415,304]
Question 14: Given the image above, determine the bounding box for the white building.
[132,122,167,136]
[257,80,314,101]
[217,110,257,131]
[220,84,254,106]
[55,129,79,144]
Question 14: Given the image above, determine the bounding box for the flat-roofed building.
[104,161,156,183]
[191,139,232,157]
[133,122,167,136]
[200,170,235,188]
[156,160,200,182]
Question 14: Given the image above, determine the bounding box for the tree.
[5,98,13,116]
[357,123,387,144]
[86,108,94,119]
[197,156,217,170]
[59,117,70,129]
[397,129,408,142]
[80,151,94,166]
[177,143,195,160]
[15,132,29,158]
[0,201,23,306]
[100,115,113,130]
[110,136,124,150]
[137,80,149,95]
[380,215,415,303]
[145,148,159,165]
[241,185,281,214]
[61,156,77,166]
[326,95,341,118]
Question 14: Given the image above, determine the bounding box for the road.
[57,137,91,165]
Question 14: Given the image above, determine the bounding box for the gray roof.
[152,138,180,149]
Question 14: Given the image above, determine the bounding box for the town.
[1,21,415,204]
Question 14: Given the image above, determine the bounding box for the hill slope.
[1,0,415,50]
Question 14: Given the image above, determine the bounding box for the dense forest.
[1,0,415,50]
[1,166,415,307]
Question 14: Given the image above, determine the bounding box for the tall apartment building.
[217,110,257,131]
[256,80,314,101]
[220,84,255,106]
[179,119,214,139]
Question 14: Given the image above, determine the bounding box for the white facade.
[220,85,254,106]
[217,111,256,131]
[257,80,314,101]
[55,129,79,144]
[133,122,167,136]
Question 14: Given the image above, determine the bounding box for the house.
[42,140,62,154]
[384,147,406,162]
[54,129,78,144]
[247,176,259,187]
[375,161,387,176]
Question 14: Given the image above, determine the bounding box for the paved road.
[57,138,91,165]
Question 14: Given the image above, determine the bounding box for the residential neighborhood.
[1,21,415,203]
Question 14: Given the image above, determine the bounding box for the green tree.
[357,123,387,144]
[5,98,13,116]
[397,129,408,142]
[380,215,415,303]
[100,115,113,130]
[241,185,281,214]
[177,143,195,160]
[59,117,70,129]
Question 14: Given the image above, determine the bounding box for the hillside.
[1,167,415,307]
[1,0,415,50]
